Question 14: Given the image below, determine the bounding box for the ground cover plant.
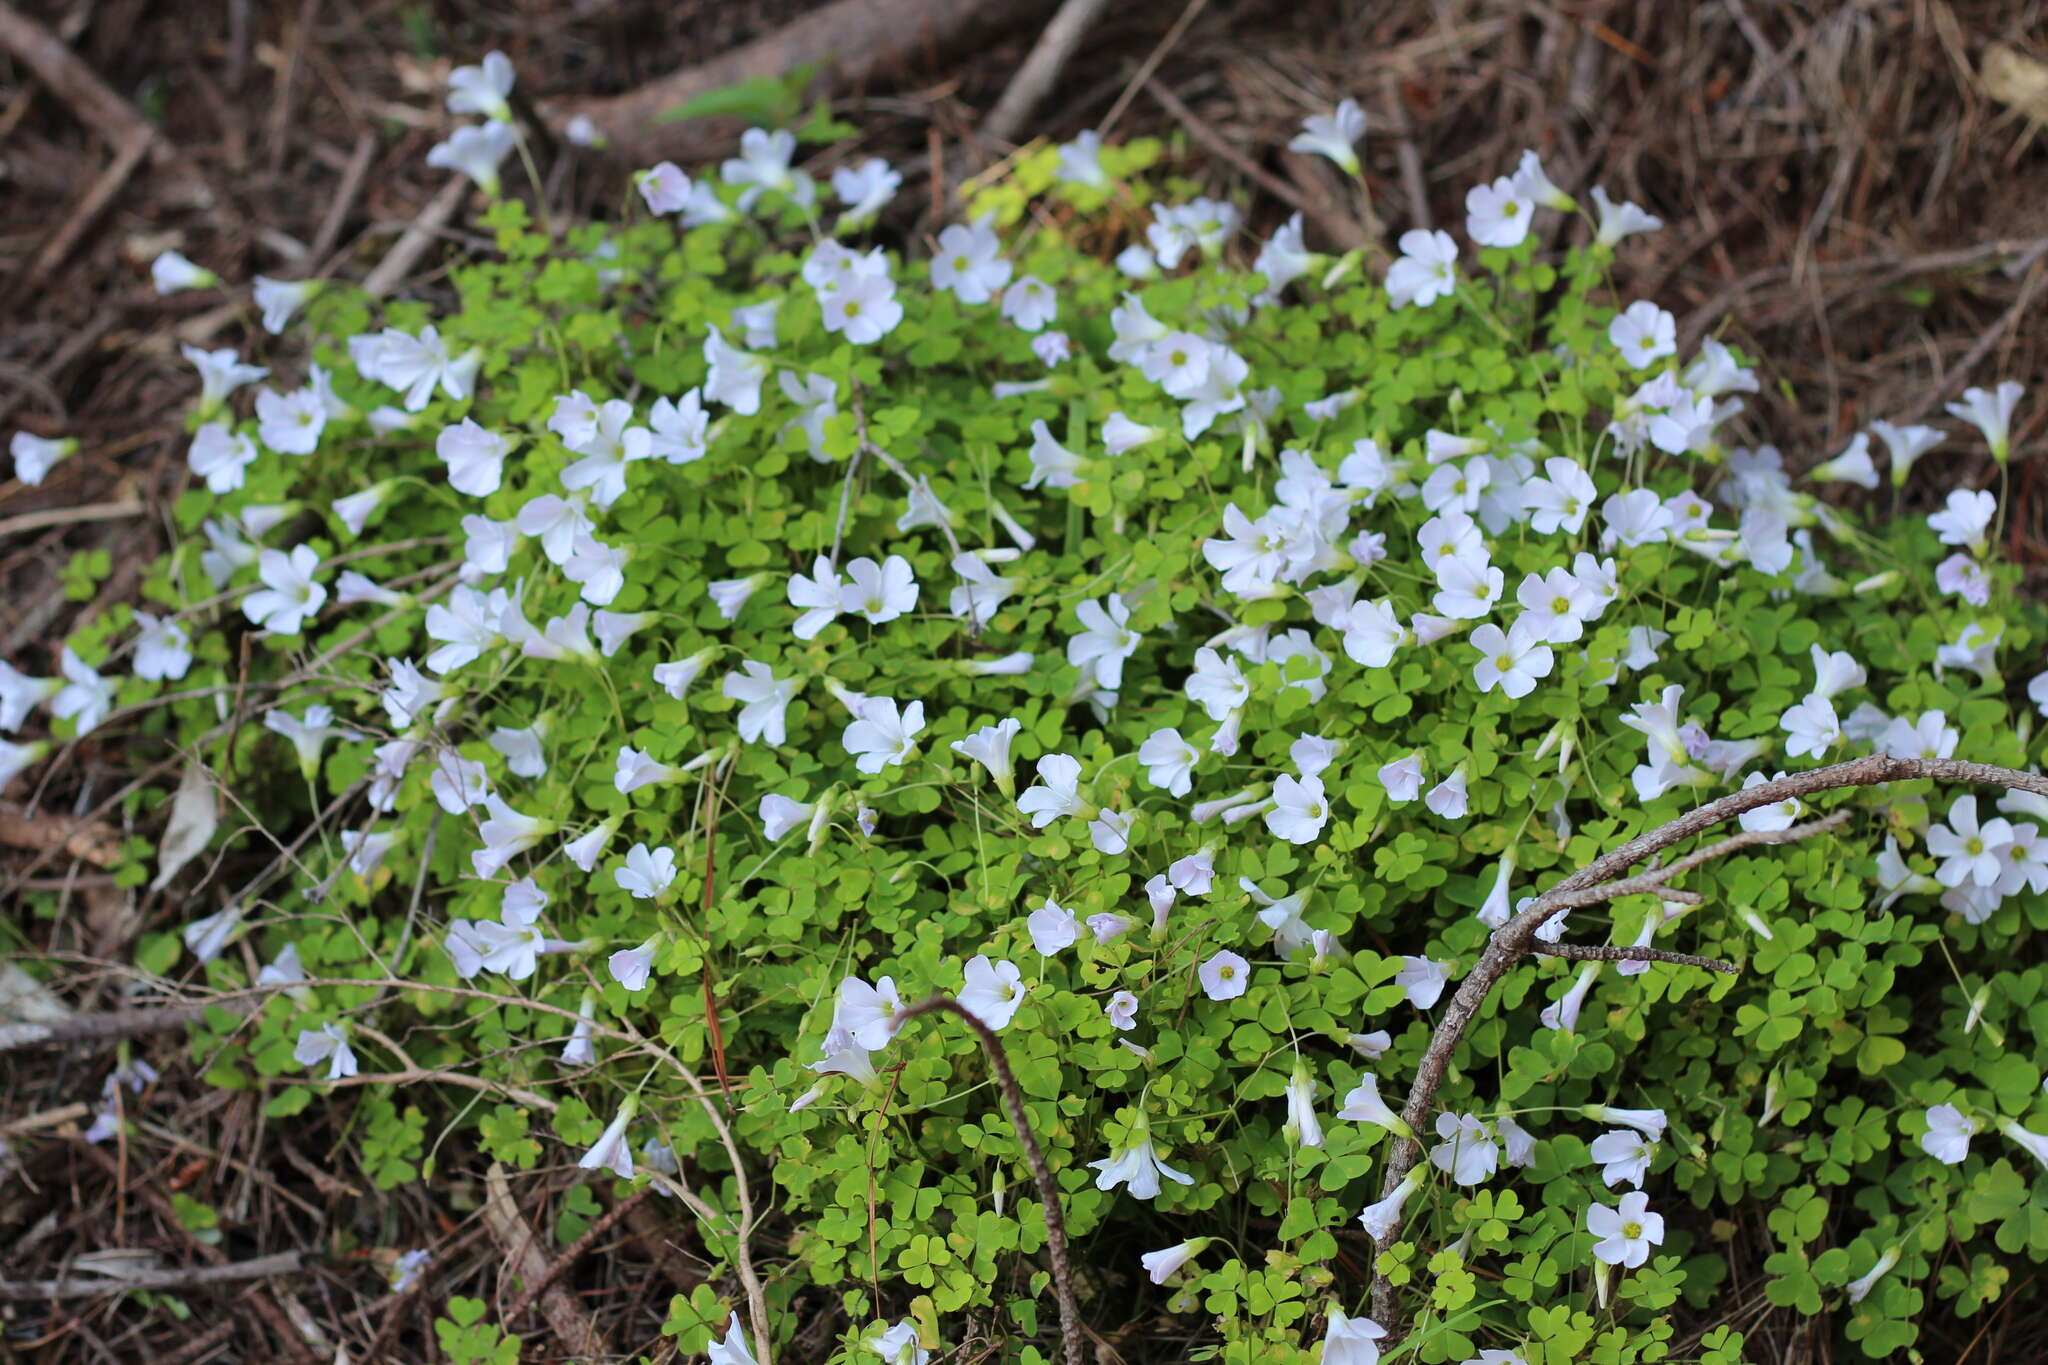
[7,51,2048,1365]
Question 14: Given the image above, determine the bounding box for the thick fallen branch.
[541,0,1058,167]
[896,994,1081,1365]
[1364,755,2048,1335]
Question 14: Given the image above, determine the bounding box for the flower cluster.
[10,68,2045,1364]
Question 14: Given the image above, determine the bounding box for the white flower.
[1336,1072,1414,1138]
[437,418,509,496]
[1590,1128,1654,1187]
[1809,432,1879,488]
[1055,130,1110,188]
[1138,728,1200,797]
[471,797,555,878]
[1000,275,1057,332]
[1067,594,1141,690]
[1511,148,1574,210]
[355,325,477,411]
[843,555,918,624]
[1089,807,1134,854]
[1426,769,1470,820]
[608,939,657,991]
[697,1314,760,1365]
[1591,186,1662,246]
[180,423,257,493]
[1396,955,1450,1008]
[1284,1060,1324,1149]
[834,975,906,1051]
[42,649,113,737]
[1378,755,1425,803]
[1780,695,1841,759]
[958,955,1026,1030]
[251,276,317,334]
[255,387,326,456]
[1874,419,1945,488]
[151,249,216,293]
[1587,1190,1665,1268]
[615,843,676,899]
[1429,1111,1498,1185]
[182,904,245,962]
[614,745,681,795]
[1609,301,1676,369]
[720,127,814,212]
[577,1101,637,1179]
[723,661,796,745]
[446,51,515,121]
[1846,1246,1903,1306]
[1198,950,1251,1001]
[10,432,76,485]
[1498,1114,1538,1167]
[1087,1118,1195,1200]
[1386,229,1458,308]
[1358,1166,1424,1242]
[1266,774,1330,845]
[1581,1105,1668,1141]
[1106,990,1139,1030]
[1140,1237,1209,1286]
[648,389,710,464]
[843,696,924,773]
[1288,97,1366,174]
[832,157,900,224]
[1928,488,1996,550]
[1947,381,2024,462]
[332,482,394,538]
[1928,795,2013,888]
[703,326,771,414]
[1470,619,1554,699]
[241,545,327,635]
[426,120,517,196]
[930,216,1010,304]
[1018,753,1087,827]
[1024,418,1085,490]
[820,270,903,345]
[293,1022,358,1081]
[1032,331,1071,366]
[182,344,268,411]
[1027,899,1080,956]
[1465,175,1532,248]
[870,1321,928,1365]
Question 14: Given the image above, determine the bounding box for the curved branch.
[1529,943,1738,973]
[1365,756,2048,1331]
[895,995,1082,1365]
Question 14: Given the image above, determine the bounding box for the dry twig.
[1365,756,2048,1336]
[896,994,1082,1365]
[0,1250,303,1301]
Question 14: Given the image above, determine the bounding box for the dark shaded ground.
[3,0,2047,1360]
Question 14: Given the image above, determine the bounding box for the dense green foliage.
[31,124,2048,1365]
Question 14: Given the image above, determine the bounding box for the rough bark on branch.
[542,0,1059,167]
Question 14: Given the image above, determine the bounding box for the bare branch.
[1365,756,2048,1333]
[1530,943,1738,974]
[0,1251,302,1301]
[1553,811,1852,910]
[896,995,1082,1365]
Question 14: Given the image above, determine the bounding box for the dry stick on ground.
[0,1250,303,1302]
[504,1185,656,1328]
[480,1163,607,1360]
[979,0,1117,156]
[1364,755,2048,1336]
[894,995,1082,1365]
[543,0,1057,166]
